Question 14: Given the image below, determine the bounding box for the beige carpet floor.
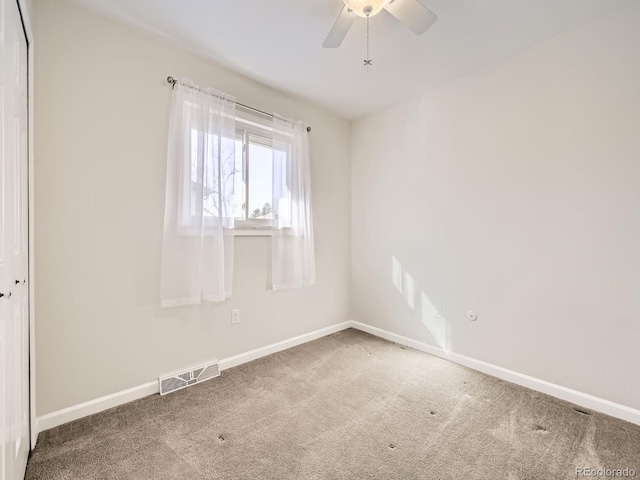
[26,329,640,479]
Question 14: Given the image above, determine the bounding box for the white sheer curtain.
[271,116,316,290]
[161,78,236,307]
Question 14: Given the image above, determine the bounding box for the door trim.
[14,0,35,451]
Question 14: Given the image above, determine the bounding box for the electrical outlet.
[231,309,240,324]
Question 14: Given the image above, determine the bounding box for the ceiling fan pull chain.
[364,10,372,69]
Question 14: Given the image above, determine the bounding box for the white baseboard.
[350,320,640,426]
[35,318,640,445]
[35,381,159,435]
[34,321,352,441]
[218,321,351,370]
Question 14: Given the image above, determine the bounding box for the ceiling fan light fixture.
[342,0,390,18]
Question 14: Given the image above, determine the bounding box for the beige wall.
[34,0,351,415]
[35,0,640,418]
[351,5,640,410]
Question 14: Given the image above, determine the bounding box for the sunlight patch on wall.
[392,256,403,294]
[391,255,449,353]
[404,272,415,310]
[421,292,448,352]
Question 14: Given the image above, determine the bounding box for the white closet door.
[0,0,30,479]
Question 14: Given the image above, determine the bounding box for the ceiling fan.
[323,0,437,48]
[323,0,437,66]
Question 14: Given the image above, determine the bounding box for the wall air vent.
[159,361,220,395]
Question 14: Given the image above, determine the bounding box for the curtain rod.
[166,76,311,133]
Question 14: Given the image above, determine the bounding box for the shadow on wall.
[392,256,450,353]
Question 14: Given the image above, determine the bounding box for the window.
[181,110,291,234]
[163,80,315,303]
[234,121,278,228]
[178,127,236,233]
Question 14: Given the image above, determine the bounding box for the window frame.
[235,123,276,230]
[177,110,293,237]
[233,113,293,236]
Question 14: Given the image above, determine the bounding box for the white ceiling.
[68,0,638,119]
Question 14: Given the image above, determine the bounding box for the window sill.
[230,227,293,237]
[176,226,292,237]
[232,228,275,237]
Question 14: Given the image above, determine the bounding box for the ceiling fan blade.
[384,0,437,35]
[323,6,356,48]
